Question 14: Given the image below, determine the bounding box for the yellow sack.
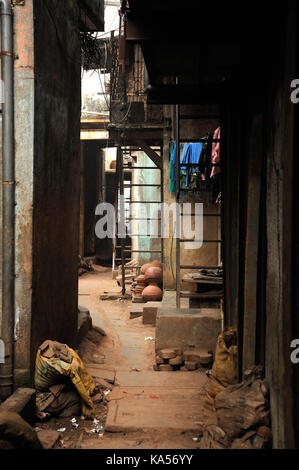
[205,328,238,409]
[210,327,238,388]
[35,340,95,418]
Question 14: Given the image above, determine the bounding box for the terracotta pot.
[140,263,153,274]
[151,260,163,269]
[144,266,163,284]
[142,284,162,301]
[134,286,144,294]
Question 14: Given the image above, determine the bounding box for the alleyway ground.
[40,269,208,449]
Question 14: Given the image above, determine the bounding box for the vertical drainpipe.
[0,0,15,401]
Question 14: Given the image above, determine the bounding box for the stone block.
[159,364,173,371]
[37,430,59,449]
[199,352,213,365]
[0,388,36,425]
[130,304,144,319]
[142,302,162,325]
[162,291,189,309]
[156,355,165,365]
[169,355,183,366]
[183,349,213,365]
[185,360,200,370]
[155,307,221,354]
[159,349,176,360]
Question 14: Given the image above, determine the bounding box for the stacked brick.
[153,348,213,371]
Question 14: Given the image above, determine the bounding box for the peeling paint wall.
[13,0,35,388]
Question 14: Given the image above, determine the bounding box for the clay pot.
[140,263,153,274]
[134,286,144,294]
[144,266,163,284]
[142,284,162,301]
[151,260,163,269]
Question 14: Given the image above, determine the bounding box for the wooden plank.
[242,114,263,371]
[180,290,223,299]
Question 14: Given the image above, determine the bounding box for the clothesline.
[169,126,221,193]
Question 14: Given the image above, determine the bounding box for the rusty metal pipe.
[0,0,14,400]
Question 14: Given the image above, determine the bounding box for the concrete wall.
[13,0,35,388]
[0,0,104,390]
[3,0,81,388]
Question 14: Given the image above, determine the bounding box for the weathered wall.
[131,152,162,266]
[162,105,221,289]
[83,141,100,256]
[30,0,82,377]
[13,0,35,387]
[264,20,296,447]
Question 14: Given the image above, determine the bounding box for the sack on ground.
[35,340,95,418]
[215,365,270,439]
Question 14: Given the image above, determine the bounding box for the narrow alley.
[31,269,208,449]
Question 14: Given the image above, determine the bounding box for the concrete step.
[114,370,207,388]
[105,370,208,433]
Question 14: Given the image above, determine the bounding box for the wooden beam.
[136,140,162,169]
[242,114,263,371]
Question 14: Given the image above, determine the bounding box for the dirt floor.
[37,268,208,449]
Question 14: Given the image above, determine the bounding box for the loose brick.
[183,349,202,362]
[199,352,213,365]
[185,360,200,370]
[153,364,160,371]
[156,355,166,365]
[159,364,174,371]
[159,349,176,360]
[169,355,183,366]
[142,302,161,325]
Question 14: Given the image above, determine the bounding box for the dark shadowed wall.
[30,0,81,376]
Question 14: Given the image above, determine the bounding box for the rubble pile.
[78,255,94,276]
[199,326,272,449]
[153,348,213,371]
[200,366,272,449]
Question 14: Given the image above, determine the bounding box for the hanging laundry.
[198,130,214,181]
[182,142,203,187]
[169,142,186,192]
[169,142,175,192]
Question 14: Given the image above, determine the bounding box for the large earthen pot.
[140,263,153,274]
[151,260,163,270]
[134,286,144,294]
[144,266,163,284]
[142,284,162,301]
